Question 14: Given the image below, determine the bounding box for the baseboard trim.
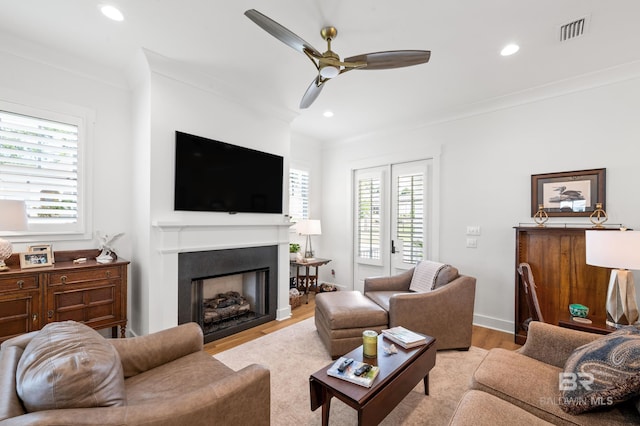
[473,314,514,334]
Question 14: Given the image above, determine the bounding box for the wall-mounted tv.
[174,131,283,214]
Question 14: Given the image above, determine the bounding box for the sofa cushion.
[16,321,126,412]
[472,348,638,425]
[409,260,449,292]
[559,326,640,415]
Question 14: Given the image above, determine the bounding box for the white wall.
[129,51,296,335]
[316,68,640,333]
[0,41,133,256]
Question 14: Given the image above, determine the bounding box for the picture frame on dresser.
[531,168,605,217]
[19,250,53,268]
[28,244,55,263]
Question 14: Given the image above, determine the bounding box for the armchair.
[0,322,270,425]
[364,267,476,350]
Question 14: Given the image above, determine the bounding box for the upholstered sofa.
[0,321,270,425]
[449,322,640,425]
[315,262,476,358]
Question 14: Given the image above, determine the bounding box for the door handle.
[391,240,396,254]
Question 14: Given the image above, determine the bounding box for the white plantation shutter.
[396,172,424,264]
[0,110,79,226]
[289,168,309,222]
[357,175,381,260]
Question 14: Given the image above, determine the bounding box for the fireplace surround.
[178,245,278,343]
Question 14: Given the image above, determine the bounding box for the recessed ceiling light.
[100,4,124,21]
[500,43,520,56]
[323,111,334,118]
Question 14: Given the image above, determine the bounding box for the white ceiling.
[1,1,639,142]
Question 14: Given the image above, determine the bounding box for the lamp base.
[605,269,640,327]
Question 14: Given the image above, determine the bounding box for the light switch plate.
[466,226,481,236]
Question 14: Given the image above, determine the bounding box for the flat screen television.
[174,131,283,214]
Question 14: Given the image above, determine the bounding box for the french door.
[353,160,432,292]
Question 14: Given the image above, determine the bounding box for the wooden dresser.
[0,249,129,343]
[514,226,613,344]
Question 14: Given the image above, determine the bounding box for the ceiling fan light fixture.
[319,64,340,79]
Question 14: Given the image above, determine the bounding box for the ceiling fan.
[244,9,431,109]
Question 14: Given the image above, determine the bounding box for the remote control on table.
[354,364,372,376]
[338,358,354,373]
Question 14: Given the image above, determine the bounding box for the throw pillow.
[559,326,640,414]
[409,260,449,293]
[16,321,126,412]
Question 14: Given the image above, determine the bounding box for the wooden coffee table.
[309,333,436,426]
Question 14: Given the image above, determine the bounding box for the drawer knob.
[33,314,38,322]
[17,280,24,289]
[48,310,54,319]
[60,275,67,284]
[106,270,112,278]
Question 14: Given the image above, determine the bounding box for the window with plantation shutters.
[0,109,80,228]
[357,175,381,260]
[289,168,309,222]
[396,172,424,264]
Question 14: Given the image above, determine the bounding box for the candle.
[362,330,378,358]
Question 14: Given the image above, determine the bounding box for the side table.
[557,313,616,335]
[290,258,331,303]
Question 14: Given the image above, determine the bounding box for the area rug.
[214,318,487,425]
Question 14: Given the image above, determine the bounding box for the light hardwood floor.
[204,293,520,356]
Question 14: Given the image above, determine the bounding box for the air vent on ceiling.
[560,17,587,42]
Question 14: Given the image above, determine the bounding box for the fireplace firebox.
[178,246,278,343]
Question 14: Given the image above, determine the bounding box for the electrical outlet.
[466,226,481,236]
[466,238,478,248]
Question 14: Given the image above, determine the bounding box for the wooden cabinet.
[0,250,128,343]
[514,226,613,344]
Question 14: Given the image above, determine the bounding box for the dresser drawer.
[49,266,121,286]
[0,275,39,293]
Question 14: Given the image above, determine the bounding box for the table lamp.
[585,229,640,327]
[0,200,28,271]
[297,219,321,259]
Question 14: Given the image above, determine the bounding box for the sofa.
[449,322,640,425]
[315,262,476,358]
[0,321,270,425]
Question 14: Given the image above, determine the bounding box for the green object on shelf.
[569,303,589,318]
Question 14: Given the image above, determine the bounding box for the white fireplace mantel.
[148,217,293,334]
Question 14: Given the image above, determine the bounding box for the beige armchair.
[0,322,270,425]
[364,267,476,350]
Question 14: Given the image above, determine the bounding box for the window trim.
[0,97,93,241]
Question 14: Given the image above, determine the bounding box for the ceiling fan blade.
[300,77,325,109]
[245,9,322,57]
[344,50,431,70]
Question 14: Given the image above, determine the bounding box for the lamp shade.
[0,200,27,231]
[586,230,640,270]
[296,219,322,236]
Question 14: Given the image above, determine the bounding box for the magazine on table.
[381,326,427,349]
[326,357,380,388]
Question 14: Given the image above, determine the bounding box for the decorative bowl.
[569,304,589,318]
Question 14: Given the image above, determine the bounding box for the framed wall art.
[20,250,54,269]
[531,168,605,217]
